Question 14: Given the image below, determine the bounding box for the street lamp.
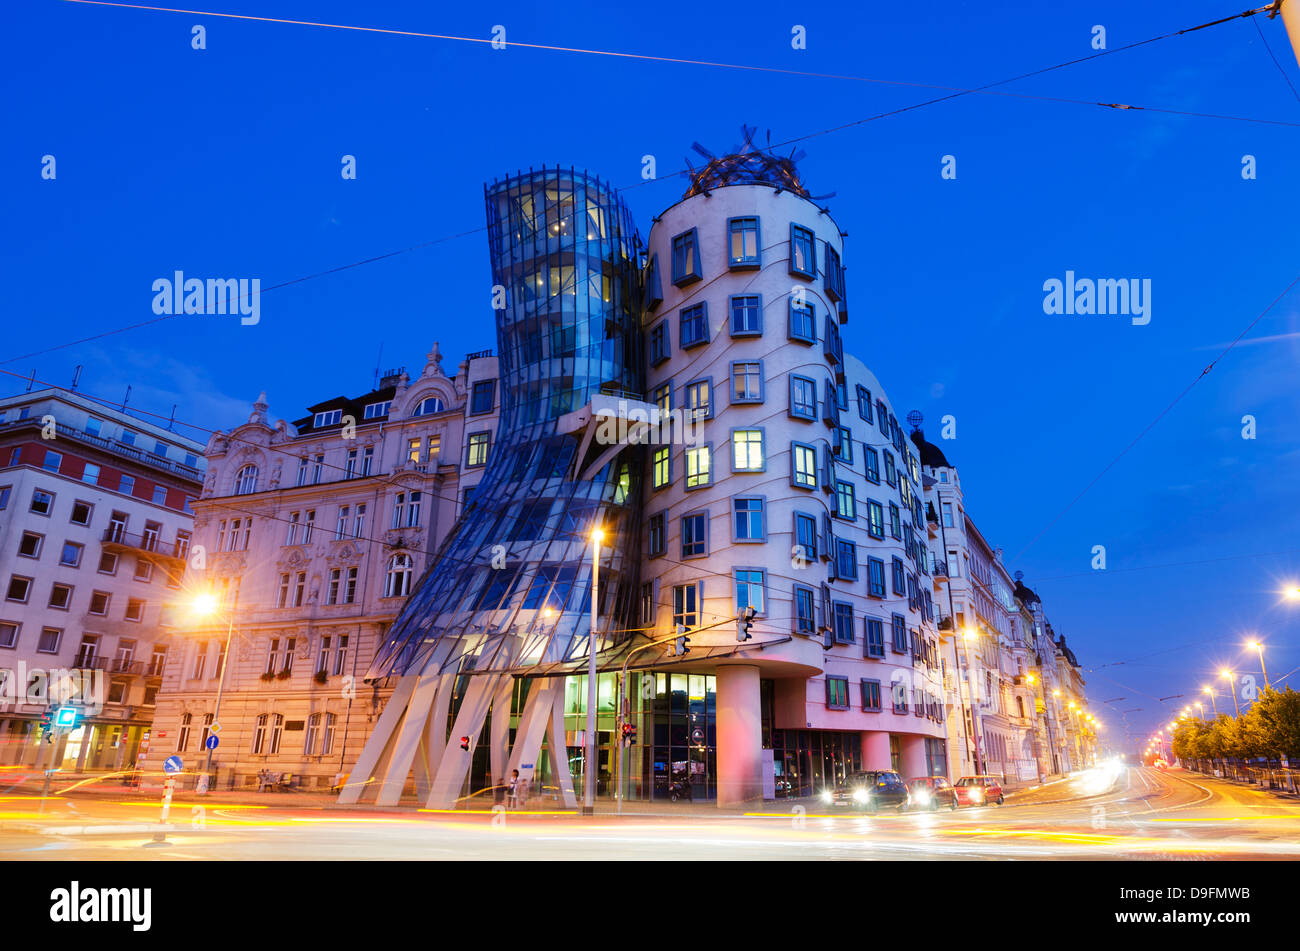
[1202,685,1217,716]
[1247,641,1270,692]
[1283,585,1300,601]
[188,590,238,796]
[1220,669,1241,716]
[583,526,604,816]
[960,626,985,775]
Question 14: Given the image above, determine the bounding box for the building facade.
[151,347,501,790]
[0,387,204,772]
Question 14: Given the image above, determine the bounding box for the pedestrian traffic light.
[54,706,79,729]
[459,735,470,752]
[737,605,756,642]
[620,722,636,747]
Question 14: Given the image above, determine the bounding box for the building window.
[313,409,343,428]
[684,379,711,420]
[791,442,817,489]
[649,321,669,365]
[414,396,445,416]
[788,298,815,343]
[234,465,259,495]
[825,676,849,709]
[363,400,391,419]
[82,463,101,486]
[327,567,359,605]
[892,681,909,715]
[856,385,873,421]
[470,380,496,415]
[892,557,907,596]
[824,243,845,301]
[835,539,857,580]
[729,295,761,335]
[37,627,62,654]
[385,554,413,598]
[652,382,672,415]
[790,224,816,279]
[467,432,490,467]
[727,217,760,268]
[276,573,291,608]
[731,362,763,403]
[176,713,192,752]
[652,447,671,489]
[867,558,886,598]
[648,512,666,558]
[789,375,817,420]
[832,601,854,643]
[884,451,897,487]
[891,614,908,653]
[864,447,880,484]
[866,501,885,539]
[42,450,62,472]
[30,490,53,516]
[672,583,700,630]
[862,679,882,711]
[942,502,954,528]
[735,568,765,614]
[834,481,856,520]
[794,512,817,562]
[731,429,764,472]
[733,497,764,541]
[793,586,816,634]
[69,500,92,525]
[889,503,902,539]
[679,303,709,348]
[88,591,110,615]
[681,512,707,558]
[671,229,702,285]
[865,618,885,657]
[684,445,711,489]
[18,531,42,559]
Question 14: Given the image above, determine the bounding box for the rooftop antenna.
[26,369,36,392]
[167,404,177,431]
[71,365,82,391]
[121,385,131,413]
[373,343,384,390]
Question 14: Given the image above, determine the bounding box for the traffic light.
[737,605,756,642]
[459,736,470,752]
[670,625,690,657]
[54,706,79,729]
[620,722,636,747]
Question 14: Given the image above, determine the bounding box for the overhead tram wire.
[1253,14,1300,104]
[13,5,1297,368]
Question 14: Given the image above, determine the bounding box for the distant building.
[151,347,500,790]
[0,387,204,771]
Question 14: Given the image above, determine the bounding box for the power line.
[1253,13,1300,103]
[14,5,1296,370]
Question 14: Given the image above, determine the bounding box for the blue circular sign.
[205,735,219,751]
[163,755,183,774]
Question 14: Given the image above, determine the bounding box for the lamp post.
[189,590,238,796]
[1220,669,1241,716]
[961,626,985,775]
[583,527,603,816]
[1202,685,1217,716]
[1248,642,1270,692]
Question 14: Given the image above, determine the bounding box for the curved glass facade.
[368,168,645,680]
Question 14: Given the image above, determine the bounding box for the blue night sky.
[4,0,1299,745]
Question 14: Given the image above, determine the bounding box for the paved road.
[1,765,1296,860]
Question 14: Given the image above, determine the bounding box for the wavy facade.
[368,168,645,682]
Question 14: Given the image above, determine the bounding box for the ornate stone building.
[151,345,501,789]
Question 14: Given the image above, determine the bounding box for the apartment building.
[0,387,204,771]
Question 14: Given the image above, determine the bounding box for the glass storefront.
[770,730,863,799]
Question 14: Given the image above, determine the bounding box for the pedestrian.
[516,772,530,808]
[507,768,519,809]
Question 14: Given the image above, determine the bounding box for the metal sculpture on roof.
[682,125,835,201]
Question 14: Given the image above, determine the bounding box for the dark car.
[821,770,911,813]
[906,775,958,811]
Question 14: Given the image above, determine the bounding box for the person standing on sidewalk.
[507,769,519,809]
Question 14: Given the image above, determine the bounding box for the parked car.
[821,770,911,813]
[907,776,958,811]
[953,775,1005,806]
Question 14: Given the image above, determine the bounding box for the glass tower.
[368,168,645,681]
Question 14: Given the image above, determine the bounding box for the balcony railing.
[0,418,202,482]
[101,528,187,561]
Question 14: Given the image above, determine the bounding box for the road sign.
[209,722,222,736]
[205,735,219,751]
[163,755,183,775]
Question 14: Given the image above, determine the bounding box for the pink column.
[861,730,891,771]
[901,734,928,779]
[715,665,763,808]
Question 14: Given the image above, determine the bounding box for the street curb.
[39,823,183,837]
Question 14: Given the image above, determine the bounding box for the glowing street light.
[1220,669,1241,716]
[1247,641,1270,691]
[186,589,237,795]
[1283,585,1300,601]
[1202,685,1217,716]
